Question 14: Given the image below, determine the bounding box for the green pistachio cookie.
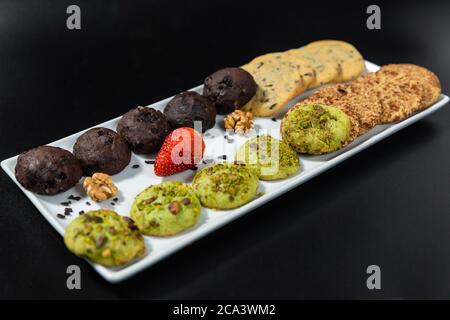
[130,181,201,236]
[281,103,351,154]
[192,162,259,210]
[235,135,300,180]
[64,209,145,267]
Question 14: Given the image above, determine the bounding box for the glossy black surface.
[0,0,449,299]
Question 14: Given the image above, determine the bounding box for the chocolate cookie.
[203,67,257,114]
[73,127,131,176]
[15,146,82,195]
[164,91,216,132]
[117,106,171,154]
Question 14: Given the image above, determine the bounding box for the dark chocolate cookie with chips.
[164,91,216,132]
[73,127,131,176]
[15,145,82,195]
[117,106,171,154]
[203,67,256,114]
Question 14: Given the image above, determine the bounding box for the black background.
[0,0,449,299]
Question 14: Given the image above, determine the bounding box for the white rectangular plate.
[2,61,449,283]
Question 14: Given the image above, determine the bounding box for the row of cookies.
[64,162,257,266]
[240,40,366,116]
[281,64,441,154]
[64,131,306,267]
[14,63,263,194]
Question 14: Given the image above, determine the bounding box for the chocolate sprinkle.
[113,197,118,202]
[68,195,81,201]
[145,160,155,164]
[56,214,65,219]
[60,201,71,206]
[132,164,140,169]
[86,201,91,206]
[78,210,85,215]
[271,118,277,122]
[218,155,227,160]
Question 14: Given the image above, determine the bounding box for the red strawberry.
[154,127,205,176]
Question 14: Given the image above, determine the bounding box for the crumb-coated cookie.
[73,127,131,176]
[377,64,441,108]
[305,40,365,82]
[241,53,304,117]
[235,135,300,180]
[281,103,351,154]
[15,146,82,195]
[203,67,257,114]
[355,71,423,123]
[64,209,145,267]
[117,106,171,154]
[354,64,440,123]
[164,91,216,132]
[130,181,201,236]
[192,162,259,210]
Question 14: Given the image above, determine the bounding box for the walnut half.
[224,110,254,135]
[83,173,118,202]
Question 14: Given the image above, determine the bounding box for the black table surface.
[0,0,449,299]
